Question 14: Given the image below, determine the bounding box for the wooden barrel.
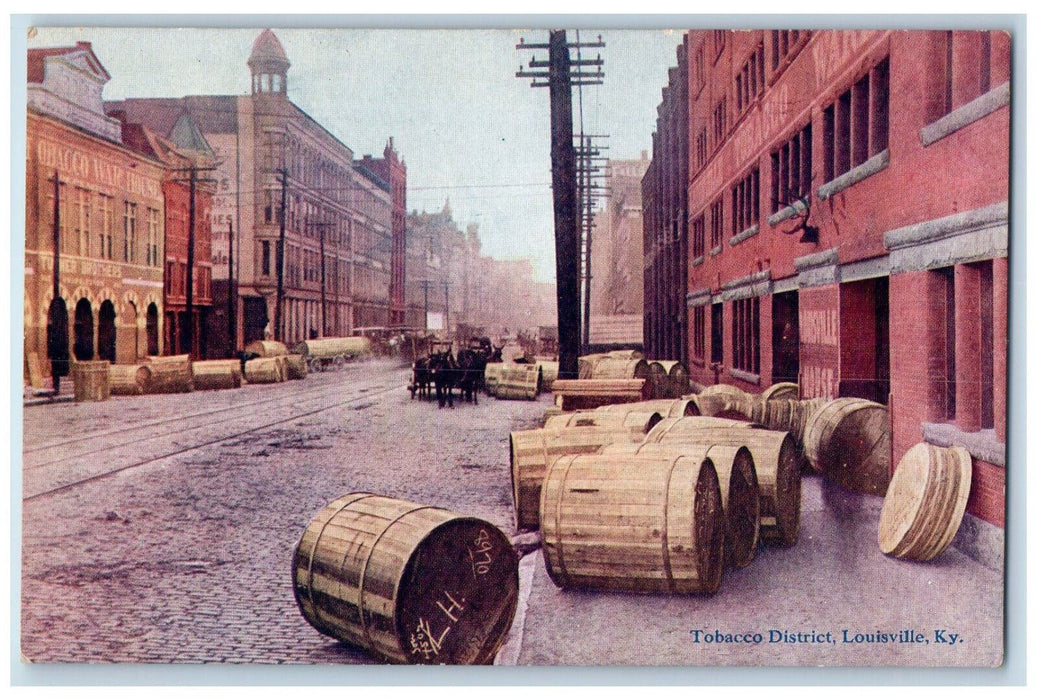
[244,357,285,384]
[542,409,662,436]
[802,398,890,495]
[606,349,644,360]
[878,444,973,561]
[689,393,755,421]
[191,359,243,391]
[590,357,652,398]
[699,383,752,402]
[509,426,643,530]
[551,378,648,411]
[646,417,800,547]
[292,336,371,359]
[540,405,564,426]
[484,362,505,392]
[647,361,670,399]
[144,354,193,393]
[244,340,289,357]
[760,382,799,402]
[108,363,153,395]
[292,493,518,664]
[658,360,690,398]
[71,360,110,402]
[285,354,308,380]
[602,442,759,570]
[577,353,607,379]
[494,364,540,400]
[760,399,797,434]
[595,398,699,419]
[540,451,724,594]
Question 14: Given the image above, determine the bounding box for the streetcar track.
[22,365,399,455]
[24,381,407,501]
[23,377,403,471]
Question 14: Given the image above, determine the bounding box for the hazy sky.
[26,25,685,281]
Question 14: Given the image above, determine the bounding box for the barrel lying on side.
[144,354,193,393]
[595,397,700,419]
[109,363,153,395]
[646,417,801,547]
[292,493,518,664]
[191,359,243,391]
[245,339,289,357]
[509,426,644,530]
[285,354,308,380]
[245,356,285,384]
[802,398,890,495]
[494,364,540,400]
[601,441,759,569]
[540,451,724,594]
[878,443,973,561]
[542,409,662,436]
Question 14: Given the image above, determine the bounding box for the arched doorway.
[98,300,117,362]
[73,298,94,361]
[46,297,70,379]
[146,303,159,356]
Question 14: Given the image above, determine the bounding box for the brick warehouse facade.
[643,30,1009,530]
[25,42,167,384]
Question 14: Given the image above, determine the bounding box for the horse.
[429,349,457,408]
[456,347,488,404]
[410,356,432,400]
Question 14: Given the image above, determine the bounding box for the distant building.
[107,29,402,353]
[643,29,1009,533]
[588,153,650,347]
[25,41,166,385]
[360,140,408,327]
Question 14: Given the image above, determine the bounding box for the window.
[731,167,760,235]
[771,30,805,71]
[691,214,706,259]
[123,202,137,262]
[712,97,727,145]
[262,240,271,277]
[710,197,724,250]
[146,207,160,267]
[693,306,706,360]
[732,296,760,375]
[713,31,726,59]
[823,58,890,183]
[711,303,724,364]
[694,43,706,92]
[97,194,114,259]
[736,44,766,113]
[165,261,175,294]
[695,128,708,170]
[770,123,813,213]
[74,187,91,255]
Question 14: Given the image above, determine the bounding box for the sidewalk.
[499,471,1003,667]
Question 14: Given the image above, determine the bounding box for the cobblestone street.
[21,359,546,664]
[19,358,1004,672]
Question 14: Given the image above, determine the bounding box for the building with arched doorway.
[25,41,166,387]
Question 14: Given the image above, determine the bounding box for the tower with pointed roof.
[248,29,290,97]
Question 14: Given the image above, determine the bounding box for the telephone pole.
[227,220,236,355]
[307,219,334,337]
[274,167,288,342]
[172,164,217,357]
[517,30,604,379]
[574,134,609,349]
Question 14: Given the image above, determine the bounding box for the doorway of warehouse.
[772,291,799,385]
[839,277,890,404]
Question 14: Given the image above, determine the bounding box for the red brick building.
[360,139,408,327]
[116,116,216,358]
[644,30,1010,536]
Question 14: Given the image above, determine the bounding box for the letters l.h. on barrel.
[292,493,518,664]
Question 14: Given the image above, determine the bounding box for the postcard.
[16,21,1013,678]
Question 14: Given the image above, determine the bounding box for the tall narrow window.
[693,306,706,360]
[732,297,760,374]
[823,57,890,183]
[691,214,706,259]
[770,123,813,213]
[123,202,137,263]
[711,303,724,364]
[262,240,271,277]
[710,197,724,250]
[731,167,760,235]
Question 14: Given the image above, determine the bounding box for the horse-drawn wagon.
[292,336,372,372]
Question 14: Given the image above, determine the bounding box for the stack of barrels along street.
[104,336,373,399]
[485,358,559,401]
[550,350,690,412]
[514,377,972,596]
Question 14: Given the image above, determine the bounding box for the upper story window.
[731,167,760,235]
[695,127,708,171]
[712,96,727,146]
[691,213,706,259]
[822,57,889,184]
[770,123,813,213]
[713,31,726,61]
[710,197,724,250]
[735,43,766,114]
[771,30,808,74]
[694,43,706,93]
